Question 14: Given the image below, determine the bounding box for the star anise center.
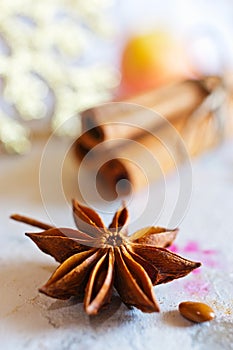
[101,231,124,247]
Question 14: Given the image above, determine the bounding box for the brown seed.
[179,301,215,323]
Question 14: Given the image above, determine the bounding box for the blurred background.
[1,2,233,347]
[1,0,233,155]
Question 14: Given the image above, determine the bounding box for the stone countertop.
[0,137,233,350]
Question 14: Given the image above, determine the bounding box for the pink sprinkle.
[192,268,201,274]
[169,244,178,253]
[202,249,216,255]
[202,258,218,268]
[183,241,200,253]
[184,279,209,295]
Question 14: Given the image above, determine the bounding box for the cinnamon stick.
[80,78,210,148]
[96,114,223,196]
[74,76,233,196]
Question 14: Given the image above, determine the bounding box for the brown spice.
[179,301,215,323]
[11,200,201,315]
[76,76,233,197]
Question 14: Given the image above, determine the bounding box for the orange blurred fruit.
[120,31,191,96]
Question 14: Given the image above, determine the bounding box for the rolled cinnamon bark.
[90,116,219,196]
[74,76,233,197]
[80,78,211,148]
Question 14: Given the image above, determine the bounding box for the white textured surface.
[0,138,233,350]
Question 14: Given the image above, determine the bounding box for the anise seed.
[179,301,215,323]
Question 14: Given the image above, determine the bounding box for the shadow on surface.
[161,310,193,328]
[0,259,125,333]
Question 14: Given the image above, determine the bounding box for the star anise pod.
[11,200,201,315]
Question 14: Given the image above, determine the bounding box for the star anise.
[11,200,201,315]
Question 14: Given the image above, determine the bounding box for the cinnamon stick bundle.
[80,78,219,148]
[74,76,233,197]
